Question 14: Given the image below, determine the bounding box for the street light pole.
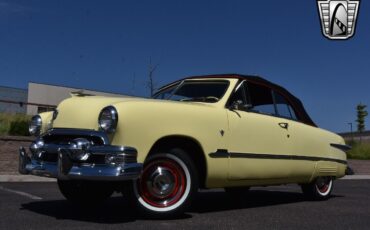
[348,122,353,142]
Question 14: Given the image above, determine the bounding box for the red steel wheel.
[132,152,197,215]
[315,176,332,196]
[301,176,333,200]
[139,158,187,208]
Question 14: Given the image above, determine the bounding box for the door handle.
[279,122,289,129]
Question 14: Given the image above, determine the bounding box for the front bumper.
[19,130,142,181]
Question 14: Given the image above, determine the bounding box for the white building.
[0,82,131,115]
[27,82,131,115]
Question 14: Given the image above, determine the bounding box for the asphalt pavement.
[0,180,369,230]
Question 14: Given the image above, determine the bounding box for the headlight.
[29,115,42,136]
[98,106,118,133]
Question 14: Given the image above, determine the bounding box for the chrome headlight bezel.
[98,106,118,133]
[29,115,42,136]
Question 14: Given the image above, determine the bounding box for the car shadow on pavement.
[21,196,139,224]
[191,189,331,213]
[21,189,342,222]
[21,195,192,223]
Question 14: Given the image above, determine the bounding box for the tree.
[356,103,368,132]
[146,57,159,97]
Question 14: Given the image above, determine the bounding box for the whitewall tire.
[301,177,333,200]
[126,149,198,218]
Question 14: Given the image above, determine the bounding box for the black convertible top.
[158,74,316,127]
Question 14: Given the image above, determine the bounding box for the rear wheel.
[58,180,114,205]
[301,176,333,200]
[126,149,198,218]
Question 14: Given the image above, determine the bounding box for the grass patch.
[347,141,370,160]
[0,113,31,136]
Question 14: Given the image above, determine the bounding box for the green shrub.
[347,142,370,160]
[9,119,29,136]
[0,116,9,135]
[0,113,31,136]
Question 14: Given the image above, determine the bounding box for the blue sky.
[0,0,369,132]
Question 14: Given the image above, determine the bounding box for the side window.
[247,82,276,115]
[274,92,297,120]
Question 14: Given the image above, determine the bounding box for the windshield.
[153,80,229,103]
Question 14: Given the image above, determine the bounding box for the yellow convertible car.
[19,74,350,217]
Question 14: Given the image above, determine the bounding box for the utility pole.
[348,122,353,142]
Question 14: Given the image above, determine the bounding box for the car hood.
[51,95,214,130]
[52,96,142,130]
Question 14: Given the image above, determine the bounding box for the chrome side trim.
[208,149,230,158]
[209,149,347,165]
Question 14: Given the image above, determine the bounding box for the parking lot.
[1,180,369,230]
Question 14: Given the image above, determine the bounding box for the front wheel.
[125,150,198,218]
[301,176,333,200]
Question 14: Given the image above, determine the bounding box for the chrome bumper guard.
[19,140,143,181]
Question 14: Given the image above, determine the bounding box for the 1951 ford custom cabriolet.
[19,74,349,217]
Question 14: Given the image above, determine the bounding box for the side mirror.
[230,100,253,111]
[242,103,253,110]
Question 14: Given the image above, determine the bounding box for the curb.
[340,175,370,180]
[0,136,34,142]
[0,175,56,182]
[0,175,370,182]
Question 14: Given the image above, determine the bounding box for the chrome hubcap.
[147,167,176,198]
[316,177,331,194]
[138,158,187,208]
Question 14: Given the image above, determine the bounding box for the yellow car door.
[227,111,293,180]
[225,81,295,180]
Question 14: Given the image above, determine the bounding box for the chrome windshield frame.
[152,79,230,102]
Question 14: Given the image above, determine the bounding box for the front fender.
[110,100,230,187]
[111,100,228,161]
